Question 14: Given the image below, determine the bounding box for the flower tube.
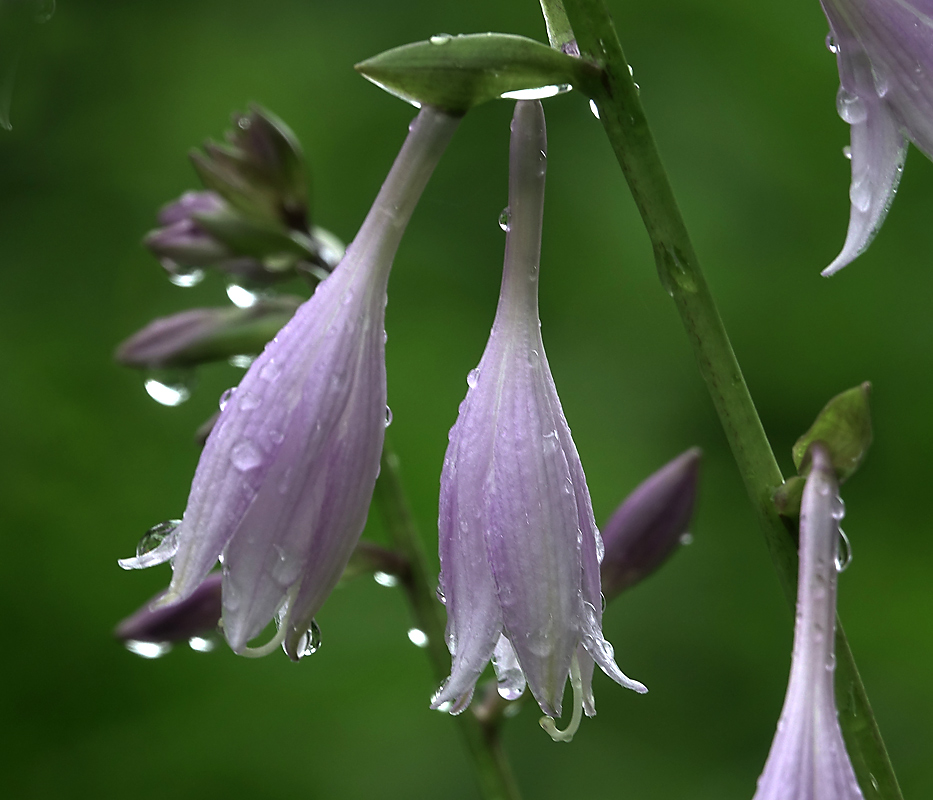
[120,106,460,659]
[753,443,864,798]
[820,0,933,275]
[432,100,646,741]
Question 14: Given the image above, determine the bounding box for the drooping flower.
[432,100,646,740]
[119,106,461,660]
[753,443,864,799]
[600,448,701,602]
[820,0,933,275]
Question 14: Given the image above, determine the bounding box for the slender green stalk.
[373,439,523,800]
[558,1,901,797]
[538,0,575,50]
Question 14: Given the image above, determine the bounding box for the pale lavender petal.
[146,106,460,654]
[115,573,222,644]
[753,444,863,799]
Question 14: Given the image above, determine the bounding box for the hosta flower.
[432,100,646,740]
[753,443,864,798]
[820,0,933,275]
[119,106,461,659]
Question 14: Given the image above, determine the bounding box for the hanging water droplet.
[588,99,601,119]
[34,0,56,23]
[600,592,607,613]
[836,89,868,124]
[188,636,215,653]
[385,406,393,427]
[144,370,194,406]
[594,530,605,563]
[137,519,181,557]
[466,368,480,388]
[430,33,452,45]
[226,283,261,308]
[231,440,263,472]
[842,145,852,160]
[373,571,399,588]
[435,586,447,605]
[825,651,836,671]
[167,266,205,288]
[835,528,853,572]
[237,115,251,130]
[872,66,890,98]
[125,640,171,659]
[849,178,872,213]
[500,83,572,100]
[498,207,510,232]
[295,620,322,658]
[407,628,429,648]
[825,34,839,54]
[219,387,235,411]
[228,354,255,369]
[679,532,694,546]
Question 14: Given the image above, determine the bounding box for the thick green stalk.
[373,440,523,800]
[558,1,901,797]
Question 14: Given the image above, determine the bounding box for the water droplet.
[34,0,55,23]
[269,429,284,445]
[407,628,429,648]
[219,387,235,411]
[430,33,452,45]
[466,368,480,388]
[231,440,263,471]
[872,66,890,97]
[835,528,853,572]
[228,354,255,369]
[226,283,260,308]
[600,592,607,613]
[436,586,447,605]
[594,529,605,563]
[657,246,697,296]
[188,636,215,653]
[238,391,261,411]
[137,520,181,557]
[836,89,868,124]
[434,699,454,713]
[826,34,839,54]
[125,640,171,659]
[843,145,852,160]
[144,371,194,406]
[385,406,393,427]
[849,178,872,213]
[295,620,322,658]
[167,266,205,288]
[870,774,880,792]
[588,99,601,119]
[679,532,694,546]
[500,84,572,101]
[259,360,280,381]
[825,652,836,671]
[237,115,251,130]
[373,571,399,588]
[498,207,510,232]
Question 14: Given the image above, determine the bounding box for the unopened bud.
[600,448,701,601]
[115,296,302,370]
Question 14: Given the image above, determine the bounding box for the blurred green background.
[2,1,930,797]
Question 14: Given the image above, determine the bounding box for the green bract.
[355,33,601,113]
[792,382,873,483]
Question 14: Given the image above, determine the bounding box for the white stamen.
[539,654,584,743]
[239,584,299,658]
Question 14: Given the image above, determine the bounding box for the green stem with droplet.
[373,438,523,800]
[557,1,902,797]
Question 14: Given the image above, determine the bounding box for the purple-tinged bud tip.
[600,448,701,602]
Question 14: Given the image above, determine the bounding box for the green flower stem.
[538,0,575,50]
[559,1,901,797]
[373,439,523,800]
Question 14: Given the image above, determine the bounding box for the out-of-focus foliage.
[1,1,930,798]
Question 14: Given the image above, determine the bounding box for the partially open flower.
[119,106,461,660]
[432,101,646,741]
[753,443,864,798]
[820,0,933,275]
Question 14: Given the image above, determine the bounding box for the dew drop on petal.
[835,528,853,572]
[219,387,235,411]
[238,391,261,411]
[826,34,839,54]
[589,99,600,119]
[228,354,255,369]
[843,145,852,160]
[498,207,510,232]
[466,368,480,388]
[373,571,399,588]
[226,283,260,308]
[385,405,393,427]
[231,440,263,472]
[137,519,181,557]
[295,620,322,659]
[836,89,868,124]
[125,640,171,659]
[407,628,429,648]
[430,33,452,45]
[259,360,280,382]
[436,586,446,605]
